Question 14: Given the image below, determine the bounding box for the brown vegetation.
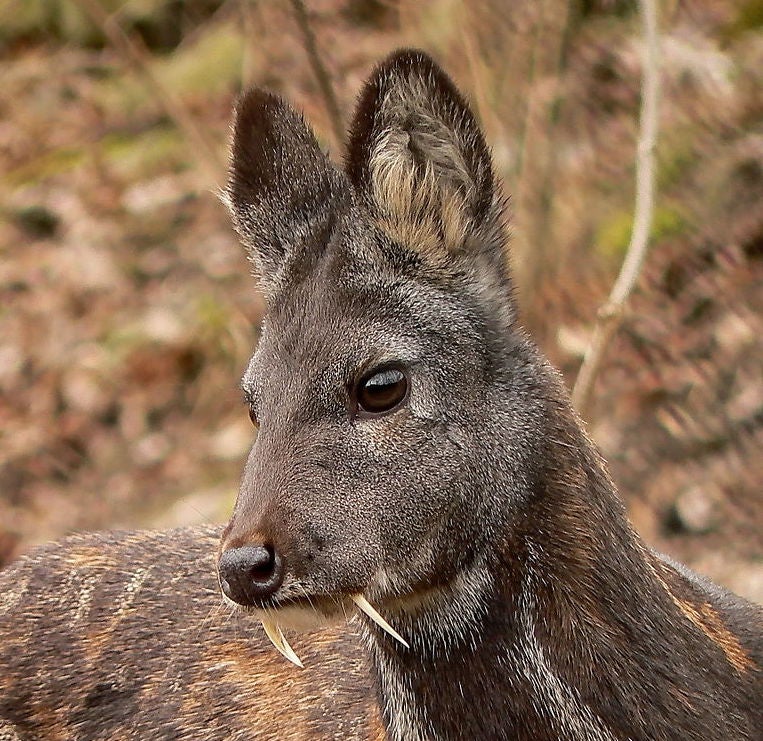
[0,0,760,599]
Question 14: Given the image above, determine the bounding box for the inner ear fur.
[345,49,497,256]
[227,88,349,292]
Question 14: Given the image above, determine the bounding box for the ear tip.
[366,48,471,116]
[229,86,324,207]
[230,87,320,189]
[379,47,438,69]
[346,47,494,219]
[371,48,444,86]
[345,49,448,181]
[233,88,286,136]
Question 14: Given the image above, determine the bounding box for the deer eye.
[356,366,409,417]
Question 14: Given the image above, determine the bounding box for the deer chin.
[258,600,347,632]
[221,591,348,630]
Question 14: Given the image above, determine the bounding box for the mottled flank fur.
[1,50,761,741]
[0,528,381,740]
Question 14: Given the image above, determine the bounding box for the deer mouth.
[222,589,409,667]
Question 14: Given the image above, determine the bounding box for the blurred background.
[0,0,761,601]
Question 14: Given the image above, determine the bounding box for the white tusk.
[275,625,305,668]
[261,618,304,668]
[351,594,409,649]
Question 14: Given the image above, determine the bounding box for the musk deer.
[1,50,761,741]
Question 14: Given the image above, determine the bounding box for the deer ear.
[345,49,499,258]
[227,89,349,293]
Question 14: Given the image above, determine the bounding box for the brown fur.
[0,527,380,740]
[649,554,755,674]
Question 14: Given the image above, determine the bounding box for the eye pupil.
[357,368,408,416]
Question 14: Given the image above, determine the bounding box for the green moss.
[0,0,45,42]
[5,125,185,189]
[0,0,215,47]
[195,294,230,334]
[412,0,462,52]
[595,209,632,261]
[651,205,687,241]
[101,126,185,179]
[723,0,763,40]
[153,22,243,97]
[100,326,147,363]
[92,20,243,119]
[5,147,86,187]
[0,0,90,45]
[595,205,687,260]
[657,138,695,191]
[92,73,150,117]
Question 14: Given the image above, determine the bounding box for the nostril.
[218,544,285,606]
[250,544,275,580]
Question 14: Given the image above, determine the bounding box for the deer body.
[0,527,382,740]
[1,50,761,740]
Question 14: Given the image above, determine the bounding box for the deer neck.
[364,424,743,741]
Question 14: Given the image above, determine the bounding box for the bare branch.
[289,0,344,148]
[75,0,225,187]
[571,0,661,418]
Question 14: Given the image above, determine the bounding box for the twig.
[289,0,344,148]
[571,0,661,417]
[75,0,225,186]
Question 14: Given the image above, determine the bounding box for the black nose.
[218,545,284,606]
